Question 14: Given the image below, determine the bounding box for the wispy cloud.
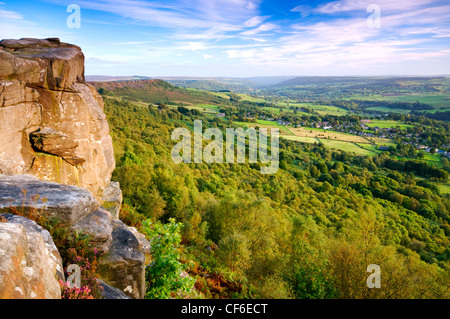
[5,0,448,76]
[240,23,278,35]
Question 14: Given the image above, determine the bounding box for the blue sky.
[1,0,450,77]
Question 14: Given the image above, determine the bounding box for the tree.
[143,219,195,299]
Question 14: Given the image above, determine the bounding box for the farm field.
[438,184,450,195]
[308,104,348,116]
[382,93,450,109]
[365,137,397,147]
[281,134,378,156]
[289,127,371,144]
[280,135,319,144]
[366,120,414,130]
[396,154,444,168]
[233,120,293,135]
[319,139,377,156]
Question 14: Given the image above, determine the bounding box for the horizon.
[1,0,450,77]
[85,74,450,79]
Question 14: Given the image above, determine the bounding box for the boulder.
[70,207,113,255]
[0,217,63,299]
[128,226,151,262]
[0,174,99,226]
[98,219,145,299]
[98,279,132,299]
[101,182,123,219]
[0,214,64,282]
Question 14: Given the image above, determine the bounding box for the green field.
[319,139,377,156]
[233,120,293,135]
[382,93,450,109]
[281,134,378,156]
[309,104,348,116]
[396,153,443,168]
[262,106,291,114]
[366,120,414,130]
[365,107,412,114]
[280,135,319,144]
[346,93,450,112]
[438,184,450,195]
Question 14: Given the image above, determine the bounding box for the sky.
[1,0,450,77]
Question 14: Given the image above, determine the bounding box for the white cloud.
[244,16,268,27]
[240,23,278,35]
[0,9,23,20]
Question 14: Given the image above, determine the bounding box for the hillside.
[89,79,229,105]
[100,85,450,299]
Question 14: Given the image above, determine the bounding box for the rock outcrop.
[0,38,115,199]
[100,182,123,220]
[0,215,63,299]
[0,174,146,299]
[98,220,146,299]
[0,38,148,299]
[0,174,98,226]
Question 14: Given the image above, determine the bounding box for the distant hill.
[162,79,250,93]
[86,75,152,82]
[88,75,298,90]
[275,76,447,88]
[89,79,229,105]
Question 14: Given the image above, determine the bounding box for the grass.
[396,154,443,168]
[319,139,377,156]
[262,106,290,114]
[289,127,371,144]
[308,104,348,116]
[356,143,381,153]
[347,93,450,112]
[280,135,319,144]
[365,107,412,114]
[253,120,294,135]
[382,93,450,109]
[438,184,450,195]
[366,120,414,130]
[366,137,396,148]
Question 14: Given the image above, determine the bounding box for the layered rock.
[0,174,146,299]
[98,220,146,299]
[100,182,123,220]
[0,38,115,199]
[0,174,98,226]
[0,38,148,300]
[0,215,63,299]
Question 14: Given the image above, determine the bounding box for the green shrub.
[142,218,195,299]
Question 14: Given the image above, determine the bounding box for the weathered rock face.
[0,174,146,299]
[0,216,63,299]
[0,38,115,199]
[70,207,113,255]
[0,38,147,299]
[0,174,99,226]
[98,220,146,299]
[101,182,123,220]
